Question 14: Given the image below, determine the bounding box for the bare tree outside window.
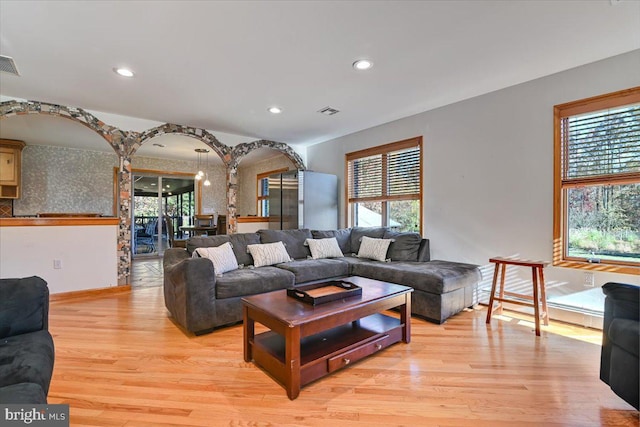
[554,87,640,272]
[347,137,422,233]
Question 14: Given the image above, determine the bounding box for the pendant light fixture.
[203,150,211,187]
[194,148,208,180]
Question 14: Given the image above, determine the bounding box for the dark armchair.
[0,276,55,403]
[600,282,639,410]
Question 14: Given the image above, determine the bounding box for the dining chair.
[164,215,187,248]
[194,214,216,236]
[194,214,215,228]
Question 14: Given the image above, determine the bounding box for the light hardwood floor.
[47,286,638,427]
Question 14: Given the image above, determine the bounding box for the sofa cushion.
[356,236,393,262]
[306,238,344,259]
[186,235,230,255]
[229,233,262,266]
[383,230,422,261]
[0,382,46,404]
[336,255,373,267]
[0,276,49,339]
[609,318,639,358]
[194,242,238,275]
[351,260,480,294]
[187,233,260,266]
[0,330,54,394]
[276,259,350,284]
[311,228,352,255]
[247,242,292,267]
[350,227,386,254]
[215,267,295,299]
[258,229,312,260]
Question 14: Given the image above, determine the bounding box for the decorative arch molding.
[230,139,305,170]
[0,100,129,155]
[136,123,231,165]
[0,99,307,281]
[0,100,136,285]
[226,139,305,233]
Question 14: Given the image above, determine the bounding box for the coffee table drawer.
[327,334,392,373]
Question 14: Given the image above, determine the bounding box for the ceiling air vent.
[317,106,340,116]
[0,55,20,76]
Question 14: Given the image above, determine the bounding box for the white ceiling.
[0,113,284,164]
[1,0,639,154]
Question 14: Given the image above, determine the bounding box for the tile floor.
[131,258,163,288]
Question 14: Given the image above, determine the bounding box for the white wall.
[307,50,640,318]
[0,225,119,294]
[237,221,269,233]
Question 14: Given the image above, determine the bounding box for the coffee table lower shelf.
[250,313,403,394]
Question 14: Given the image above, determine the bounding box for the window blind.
[348,146,420,201]
[562,104,640,183]
[388,148,420,196]
[348,155,382,199]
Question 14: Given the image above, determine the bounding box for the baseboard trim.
[50,285,131,302]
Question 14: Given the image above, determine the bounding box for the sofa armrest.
[0,276,49,339]
[163,254,218,335]
[602,282,640,322]
[417,239,430,262]
[600,282,639,386]
[163,248,190,268]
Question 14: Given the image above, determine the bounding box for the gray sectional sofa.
[0,276,55,404]
[163,227,481,335]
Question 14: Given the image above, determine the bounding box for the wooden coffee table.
[242,276,412,399]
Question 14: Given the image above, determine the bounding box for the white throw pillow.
[357,236,393,262]
[194,242,239,275]
[247,241,292,267]
[306,237,344,259]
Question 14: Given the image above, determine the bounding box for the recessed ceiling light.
[113,67,134,77]
[268,106,282,114]
[352,59,373,71]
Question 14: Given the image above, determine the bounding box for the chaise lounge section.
[163,227,481,335]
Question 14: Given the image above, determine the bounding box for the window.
[256,168,288,217]
[346,137,422,232]
[553,87,640,273]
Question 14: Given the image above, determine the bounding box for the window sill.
[553,259,640,275]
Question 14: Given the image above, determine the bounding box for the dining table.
[179,225,217,237]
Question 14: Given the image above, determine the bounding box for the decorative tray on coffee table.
[287,280,362,306]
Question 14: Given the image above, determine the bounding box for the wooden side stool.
[485,257,550,336]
